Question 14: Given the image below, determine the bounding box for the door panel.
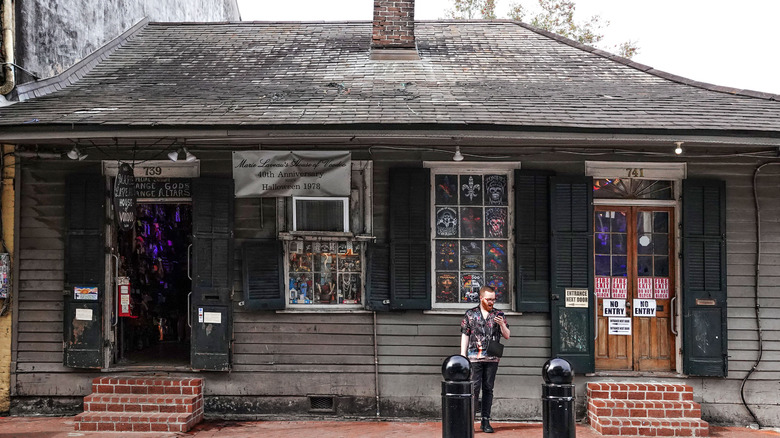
[594,206,676,372]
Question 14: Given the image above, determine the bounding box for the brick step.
[588,398,702,419]
[83,393,202,414]
[74,411,203,433]
[590,416,709,437]
[91,376,203,396]
[587,382,694,401]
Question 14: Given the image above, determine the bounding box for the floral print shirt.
[461,306,507,363]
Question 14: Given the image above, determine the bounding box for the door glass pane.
[637,256,653,277]
[637,211,652,233]
[612,256,627,277]
[611,233,627,255]
[654,234,668,254]
[611,211,627,232]
[653,212,669,232]
[595,211,611,233]
[595,255,611,276]
[595,233,610,254]
[654,256,669,277]
[637,234,653,254]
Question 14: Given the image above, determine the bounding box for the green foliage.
[445,0,640,59]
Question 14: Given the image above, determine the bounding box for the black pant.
[471,361,499,419]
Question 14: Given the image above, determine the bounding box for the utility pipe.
[0,0,15,96]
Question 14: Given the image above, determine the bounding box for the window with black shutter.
[515,169,554,312]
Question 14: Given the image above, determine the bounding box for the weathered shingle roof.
[2,21,780,135]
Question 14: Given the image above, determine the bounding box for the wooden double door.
[594,206,676,371]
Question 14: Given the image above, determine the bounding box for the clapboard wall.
[10,150,780,425]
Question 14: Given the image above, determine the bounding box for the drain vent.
[309,396,336,412]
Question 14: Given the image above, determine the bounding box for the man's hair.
[479,286,495,298]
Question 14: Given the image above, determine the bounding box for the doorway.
[114,203,192,366]
[594,206,676,371]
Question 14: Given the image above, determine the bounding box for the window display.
[288,240,362,305]
[433,171,511,305]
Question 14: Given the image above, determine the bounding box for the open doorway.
[115,203,192,367]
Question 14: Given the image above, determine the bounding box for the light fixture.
[67,146,87,161]
[168,147,197,162]
[674,141,683,155]
[453,146,464,162]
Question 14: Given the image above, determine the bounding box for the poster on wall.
[232,151,351,198]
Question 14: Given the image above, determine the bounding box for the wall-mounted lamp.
[674,142,683,155]
[67,146,88,161]
[453,146,464,162]
[168,147,197,162]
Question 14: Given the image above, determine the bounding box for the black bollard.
[542,357,576,438]
[442,355,474,438]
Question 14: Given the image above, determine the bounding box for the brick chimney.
[371,0,419,60]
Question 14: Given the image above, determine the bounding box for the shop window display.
[288,241,362,305]
[433,172,511,305]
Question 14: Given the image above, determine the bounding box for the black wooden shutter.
[242,240,284,310]
[389,168,431,310]
[367,243,391,311]
[682,179,728,377]
[549,176,594,373]
[191,178,234,371]
[515,169,554,312]
[63,174,105,369]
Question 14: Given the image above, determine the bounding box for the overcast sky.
[236,0,780,95]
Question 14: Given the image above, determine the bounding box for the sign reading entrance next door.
[603,299,626,317]
[565,289,589,307]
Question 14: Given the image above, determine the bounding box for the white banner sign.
[633,299,657,317]
[233,151,351,198]
[603,299,626,317]
[608,317,632,335]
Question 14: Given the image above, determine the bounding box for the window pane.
[436,240,459,271]
[288,240,363,305]
[611,211,627,233]
[653,212,669,233]
[435,174,458,205]
[314,273,337,303]
[461,273,484,303]
[459,175,483,205]
[654,234,668,255]
[485,207,507,238]
[338,255,360,272]
[637,256,653,277]
[436,273,459,303]
[611,233,627,255]
[460,207,483,238]
[595,211,611,233]
[595,255,611,276]
[289,252,312,272]
[637,234,653,254]
[289,273,313,303]
[654,256,669,277]
[595,233,610,254]
[612,256,627,277]
[436,207,458,237]
[339,273,361,304]
[637,211,652,234]
[487,273,509,304]
[485,241,507,271]
[461,240,483,270]
[484,174,508,206]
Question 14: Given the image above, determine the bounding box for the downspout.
[0,0,15,96]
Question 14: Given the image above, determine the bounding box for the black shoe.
[481,418,494,433]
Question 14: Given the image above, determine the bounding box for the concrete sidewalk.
[0,417,779,438]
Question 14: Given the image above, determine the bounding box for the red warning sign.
[595,276,611,298]
[637,277,653,299]
[611,277,627,299]
[654,277,670,299]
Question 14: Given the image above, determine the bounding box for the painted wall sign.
[565,289,589,307]
[603,299,626,317]
[74,286,99,301]
[113,163,136,232]
[233,151,351,198]
[135,177,192,200]
[633,299,657,317]
[608,317,632,335]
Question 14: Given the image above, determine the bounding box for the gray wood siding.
[11,152,780,425]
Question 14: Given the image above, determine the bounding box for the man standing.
[460,286,511,433]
